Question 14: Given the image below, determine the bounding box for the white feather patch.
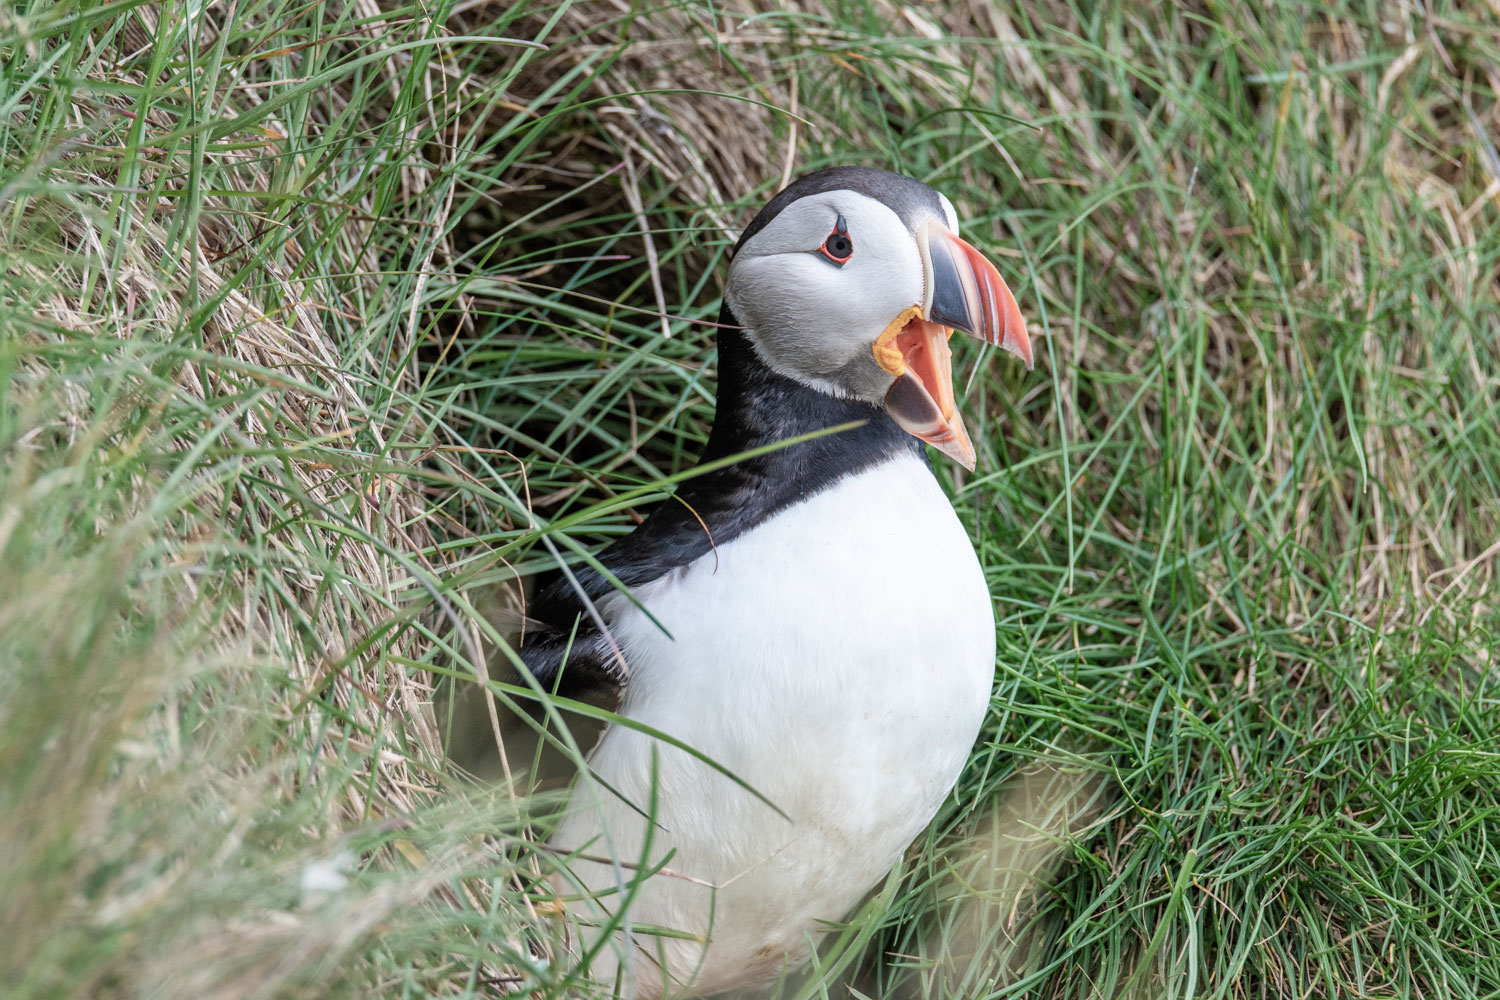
[551,453,995,998]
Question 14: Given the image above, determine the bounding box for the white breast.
[550,453,995,998]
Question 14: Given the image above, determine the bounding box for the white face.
[724,190,960,402]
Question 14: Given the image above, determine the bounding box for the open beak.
[872,219,1031,470]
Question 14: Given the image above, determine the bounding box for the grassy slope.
[2,1,1498,998]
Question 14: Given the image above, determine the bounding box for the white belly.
[550,454,994,998]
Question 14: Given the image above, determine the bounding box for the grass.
[2,0,1498,997]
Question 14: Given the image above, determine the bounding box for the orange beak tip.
[1011,334,1035,371]
[999,279,1034,370]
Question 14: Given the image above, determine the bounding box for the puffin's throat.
[874,309,975,469]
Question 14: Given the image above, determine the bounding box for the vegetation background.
[3,0,1498,997]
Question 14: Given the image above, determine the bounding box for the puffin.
[516,166,1032,998]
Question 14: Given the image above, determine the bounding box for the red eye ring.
[818,215,853,265]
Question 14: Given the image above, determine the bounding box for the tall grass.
[2,1,1497,997]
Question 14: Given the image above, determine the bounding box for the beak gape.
[872,219,1032,470]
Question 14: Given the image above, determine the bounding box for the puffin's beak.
[873,219,1031,470]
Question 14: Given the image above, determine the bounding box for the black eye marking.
[817,214,853,266]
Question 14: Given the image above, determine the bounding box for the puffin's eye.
[818,216,853,266]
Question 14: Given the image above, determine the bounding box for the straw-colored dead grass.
[26,40,444,791]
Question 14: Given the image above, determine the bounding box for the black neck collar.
[548,306,922,596]
[701,319,917,464]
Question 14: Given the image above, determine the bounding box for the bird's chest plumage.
[553,454,995,998]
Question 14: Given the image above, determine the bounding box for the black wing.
[512,496,718,695]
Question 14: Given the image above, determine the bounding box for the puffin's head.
[724,167,1032,469]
